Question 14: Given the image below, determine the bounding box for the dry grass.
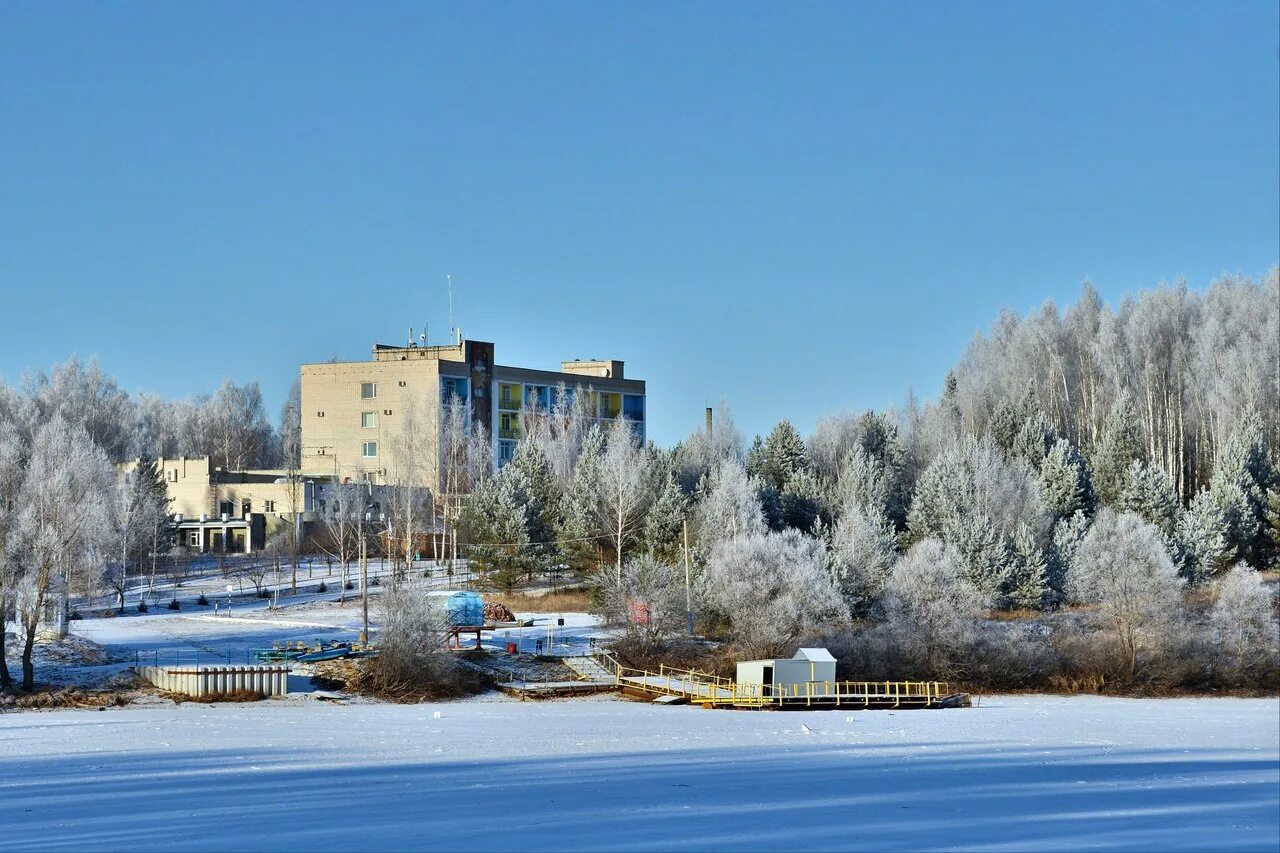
[314,656,489,703]
[157,688,267,704]
[3,687,131,709]
[493,588,594,613]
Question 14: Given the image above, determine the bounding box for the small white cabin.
[735,648,838,699]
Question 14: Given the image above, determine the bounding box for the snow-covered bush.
[702,530,847,658]
[1067,509,1184,680]
[1210,564,1279,684]
[361,588,473,700]
[880,538,987,678]
[593,554,688,649]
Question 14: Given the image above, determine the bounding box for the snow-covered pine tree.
[778,468,823,532]
[756,419,809,491]
[943,513,1008,603]
[1207,411,1277,567]
[1004,522,1048,610]
[1091,395,1143,506]
[1265,487,1280,568]
[1177,488,1236,583]
[555,425,604,576]
[1118,459,1179,537]
[1012,411,1057,471]
[641,466,689,564]
[507,441,560,544]
[1039,438,1092,519]
[1047,510,1089,605]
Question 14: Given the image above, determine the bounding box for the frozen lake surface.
[1,694,1275,851]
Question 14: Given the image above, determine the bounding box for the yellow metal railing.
[607,659,952,709]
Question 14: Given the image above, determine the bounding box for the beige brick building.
[300,337,646,492]
[118,456,333,553]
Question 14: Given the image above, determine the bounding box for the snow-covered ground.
[1,695,1275,851]
[45,580,609,688]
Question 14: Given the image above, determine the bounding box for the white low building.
[735,648,838,699]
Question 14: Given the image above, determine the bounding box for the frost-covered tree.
[1177,488,1235,583]
[778,468,823,532]
[316,480,372,602]
[107,456,170,612]
[1039,439,1093,519]
[1210,564,1279,683]
[908,436,1049,601]
[828,503,897,613]
[556,425,604,576]
[690,458,766,551]
[0,416,27,689]
[21,358,137,461]
[1005,523,1048,610]
[594,417,654,581]
[1047,510,1089,605]
[1206,412,1277,567]
[196,379,274,471]
[833,448,891,519]
[641,465,689,564]
[593,554,688,648]
[880,538,986,678]
[460,466,542,593]
[1118,460,1179,538]
[1068,509,1184,680]
[9,417,116,690]
[673,402,743,492]
[753,420,809,491]
[1091,396,1143,507]
[702,530,847,658]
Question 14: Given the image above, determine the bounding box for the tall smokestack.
[705,407,713,435]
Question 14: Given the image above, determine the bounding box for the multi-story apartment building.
[299,337,646,492]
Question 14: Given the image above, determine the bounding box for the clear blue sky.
[1,2,1276,446]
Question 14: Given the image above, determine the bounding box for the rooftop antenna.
[420,325,428,347]
[446,274,455,343]
[408,326,414,347]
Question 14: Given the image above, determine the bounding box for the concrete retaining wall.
[135,665,290,697]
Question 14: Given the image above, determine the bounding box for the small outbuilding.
[735,648,838,699]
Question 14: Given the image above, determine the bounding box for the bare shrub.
[360,587,483,701]
[593,555,687,650]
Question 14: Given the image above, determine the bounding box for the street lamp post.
[359,508,385,645]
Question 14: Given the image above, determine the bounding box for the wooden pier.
[604,657,970,710]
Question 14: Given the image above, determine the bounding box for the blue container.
[445,591,485,627]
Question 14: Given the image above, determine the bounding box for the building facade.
[299,338,646,491]
[118,456,373,554]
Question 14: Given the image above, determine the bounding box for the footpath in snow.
[0,694,1276,852]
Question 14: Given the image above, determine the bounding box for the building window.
[219,501,234,517]
[264,500,276,513]
[441,376,469,403]
[499,383,521,411]
[498,440,517,466]
[168,469,178,482]
[623,394,645,421]
[362,411,378,428]
[362,441,378,458]
[361,382,377,399]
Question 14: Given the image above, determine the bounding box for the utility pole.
[683,518,694,636]
[359,520,369,644]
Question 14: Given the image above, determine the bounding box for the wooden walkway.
[606,658,970,710]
